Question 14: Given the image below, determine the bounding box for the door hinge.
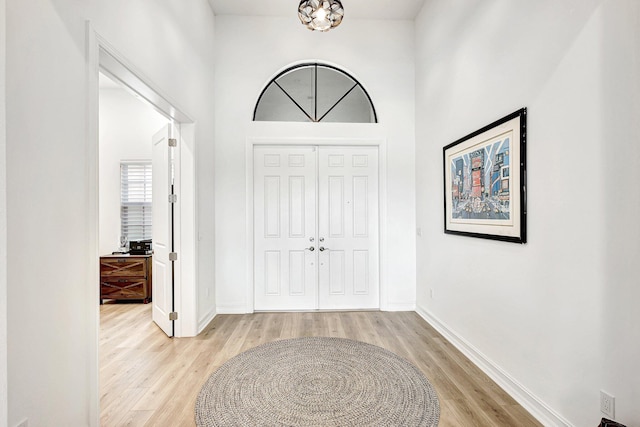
[168,194,177,203]
[169,252,178,261]
[168,138,177,147]
[169,312,178,321]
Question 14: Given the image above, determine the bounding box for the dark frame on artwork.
[443,108,527,243]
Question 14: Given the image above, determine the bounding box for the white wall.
[98,84,168,255]
[5,1,216,425]
[214,16,416,313]
[415,1,640,425]
[0,0,7,424]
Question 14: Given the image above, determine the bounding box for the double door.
[254,145,379,311]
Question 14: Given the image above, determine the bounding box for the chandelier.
[298,0,344,32]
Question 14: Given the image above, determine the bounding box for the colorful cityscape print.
[450,133,511,221]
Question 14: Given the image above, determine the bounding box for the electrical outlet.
[430,288,434,299]
[600,390,615,418]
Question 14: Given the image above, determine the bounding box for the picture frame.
[443,108,527,243]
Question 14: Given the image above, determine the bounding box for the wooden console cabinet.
[100,254,152,303]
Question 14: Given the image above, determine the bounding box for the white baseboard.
[415,305,572,427]
[197,308,217,334]
[216,305,251,314]
[381,302,416,312]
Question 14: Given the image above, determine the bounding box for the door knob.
[306,246,315,251]
[319,246,330,252]
[319,237,325,242]
[309,237,315,242]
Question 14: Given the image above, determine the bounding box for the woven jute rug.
[195,337,440,426]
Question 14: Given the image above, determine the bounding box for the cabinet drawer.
[100,257,148,278]
[101,278,146,299]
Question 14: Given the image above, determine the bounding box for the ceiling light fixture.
[298,0,344,32]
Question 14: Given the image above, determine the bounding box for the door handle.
[305,246,315,252]
[319,246,330,252]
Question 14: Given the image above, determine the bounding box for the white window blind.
[121,161,152,241]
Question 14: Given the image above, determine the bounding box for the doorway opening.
[97,69,185,339]
[98,71,168,308]
[93,42,198,336]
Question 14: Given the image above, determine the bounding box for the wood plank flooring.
[100,304,542,426]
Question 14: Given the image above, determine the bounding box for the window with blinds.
[121,161,152,241]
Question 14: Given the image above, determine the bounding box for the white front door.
[254,145,379,311]
[254,146,318,311]
[152,124,176,336]
[318,146,379,309]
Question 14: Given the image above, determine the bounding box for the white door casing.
[254,145,379,311]
[318,146,379,309]
[152,124,175,336]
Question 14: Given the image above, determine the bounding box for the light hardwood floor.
[100,304,542,426]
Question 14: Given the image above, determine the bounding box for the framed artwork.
[443,108,527,243]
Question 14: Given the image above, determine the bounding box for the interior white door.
[152,124,175,336]
[254,146,318,311]
[318,146,379,310]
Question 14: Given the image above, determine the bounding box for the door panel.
[264,251,281,295]
[152,124,174,336]
[264,177,281,237]
[318,146,379,310]
[289,177,306,237]
[328,176,344,237]
[352,176,369,237]
[289,251,306,295]
[353,250,369,294]
[254,146,318,310]
[328,250,345,295]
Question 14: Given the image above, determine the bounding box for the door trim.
[246,137,388,313]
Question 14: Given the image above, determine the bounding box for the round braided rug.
[195,337,440,426]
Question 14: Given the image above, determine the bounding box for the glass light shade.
[298,0,344,32]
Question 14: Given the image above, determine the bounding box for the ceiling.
[207,0,427,21]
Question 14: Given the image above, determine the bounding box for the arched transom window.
[253,63,377,123]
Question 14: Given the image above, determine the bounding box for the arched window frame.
[253,63,378,123]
